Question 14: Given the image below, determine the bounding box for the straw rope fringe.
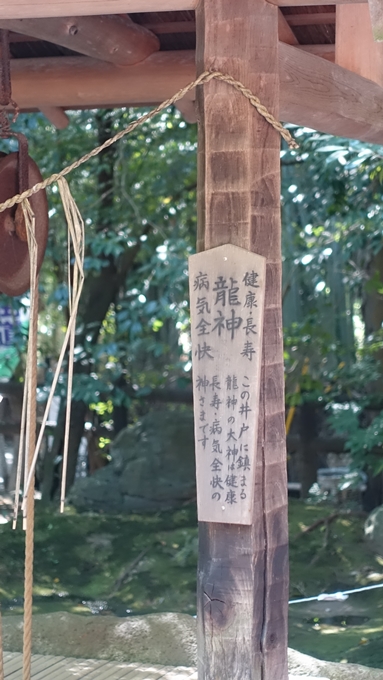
[0,70,298,214]
[57,177,85,514]
[22,179,85,511]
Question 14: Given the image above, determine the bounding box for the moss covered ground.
[1,499,383,668]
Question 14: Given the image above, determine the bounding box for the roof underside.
[8,7,334,60]
[1,1,383,146]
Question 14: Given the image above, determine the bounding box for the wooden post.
[195,1,289,679]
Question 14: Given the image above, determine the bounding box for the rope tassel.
[57,178,85,513]
[22,180,85,515]
[10,185,85,680]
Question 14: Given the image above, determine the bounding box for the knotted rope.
[19,200,38,680]
[0,70,297,214]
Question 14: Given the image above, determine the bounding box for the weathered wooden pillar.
[195,1,289,679]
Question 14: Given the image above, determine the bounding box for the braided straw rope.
[22,180,85,510]
[20,200,39,680]
[0,70,297,214]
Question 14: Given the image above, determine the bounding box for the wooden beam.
[269,0,365,6]
[9,52,196,109]
[278,9,299,44]
[142,21,196,34]
[40,106,69,128]
[8,47,383,145]
[286,11,335,25]
[175,97,197,123]
[298,43,335,60]
[336,3,383,85]
[0,16,159,65]
[0,0,198,19]
[279,42,383,144]
[9,31,39,42]
[196,0,288,679]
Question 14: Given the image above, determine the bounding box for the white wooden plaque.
[189,244,266,525]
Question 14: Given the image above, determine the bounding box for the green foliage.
[3,501,383,668]
[281,127,383,473]
[0,505,198,615]
[2,112,383,475]
[0,108,197,429]
[329,405,383,475]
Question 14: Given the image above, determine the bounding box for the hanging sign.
[189,244,266,525]
[0,305,28,347]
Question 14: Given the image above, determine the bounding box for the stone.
[365,506,383,555]
[69,410,196,513]
[3,612,383,678]
[289,677,330,680]
[288,648,383,679]
[1,611,197,666]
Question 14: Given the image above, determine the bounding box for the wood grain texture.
[142,21,196,34]
[286,11,335,24]
[280,41,383,143]
[0,16,159,66]
[0,0,198,19]
[6,47,383,145]
[297,44,335,61]
[2,652,198,679]
[9,52,196,109]
[269,0,365,5]
[336,3,383,85]
[196,0,288,678]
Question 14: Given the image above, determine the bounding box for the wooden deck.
[2,651,331,679]
[3,652,198,679]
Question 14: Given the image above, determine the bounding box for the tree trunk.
[41,402,65,503]
[295,402,320,497]
[363,248,383,391]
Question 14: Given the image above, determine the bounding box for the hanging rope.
[19,200,38,680]
[0,70,297,215]
[12,361,28,529]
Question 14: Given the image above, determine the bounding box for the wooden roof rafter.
[0,1,196,19]
[0,15,160,65]
[0,0,382,143]
[4,46,383,145]
[0,0,368,19]
[286,12,335,25]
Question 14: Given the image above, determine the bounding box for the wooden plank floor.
[3,652,198,679]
